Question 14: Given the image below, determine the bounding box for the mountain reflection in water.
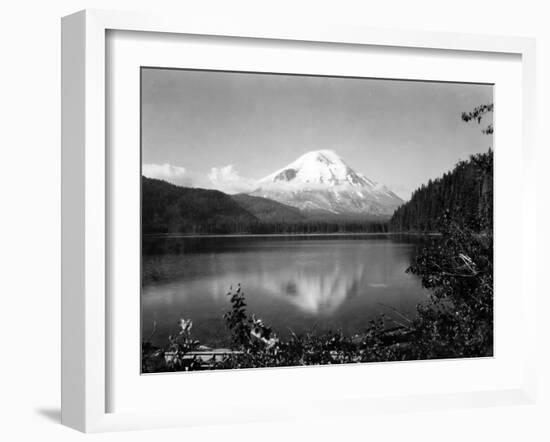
[141,235,430,347]
[250,261,366,315]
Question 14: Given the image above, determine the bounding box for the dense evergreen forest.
[230,193,306,223]
[243,220,389,234]
[389,149,493,232]
[142,177,258,234]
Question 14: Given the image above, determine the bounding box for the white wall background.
[0,0,547,440]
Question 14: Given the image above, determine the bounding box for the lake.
[141,234,432,348]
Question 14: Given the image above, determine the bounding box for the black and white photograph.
[2,0,547,439]
[140,68,494,373]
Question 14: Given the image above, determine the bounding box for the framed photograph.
[61,9,537,432]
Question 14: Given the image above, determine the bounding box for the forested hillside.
[389,149,493,232]
[142,177,259,234]
[231,194,306,223]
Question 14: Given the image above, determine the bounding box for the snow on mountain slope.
[250,150,403,216]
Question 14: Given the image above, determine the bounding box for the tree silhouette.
[461,103,494,134]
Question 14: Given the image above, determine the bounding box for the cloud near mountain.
[207,165,257,194]
[143,162,256,194]
[142,163,190,186]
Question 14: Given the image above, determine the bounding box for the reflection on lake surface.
[141,235,431,347]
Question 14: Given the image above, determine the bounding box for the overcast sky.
[142,68,493,200]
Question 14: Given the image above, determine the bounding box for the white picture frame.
[61,9,537,433]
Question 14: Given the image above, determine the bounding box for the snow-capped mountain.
[249,150,403,216]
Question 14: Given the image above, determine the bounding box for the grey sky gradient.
[142,68,493,199]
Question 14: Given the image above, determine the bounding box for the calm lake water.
[141,234,432,347]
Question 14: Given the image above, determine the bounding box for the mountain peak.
[258,149,374,188]
[297,149,341,163]
[251,150,403,216]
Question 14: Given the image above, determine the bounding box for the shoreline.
[143,232,441,239]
